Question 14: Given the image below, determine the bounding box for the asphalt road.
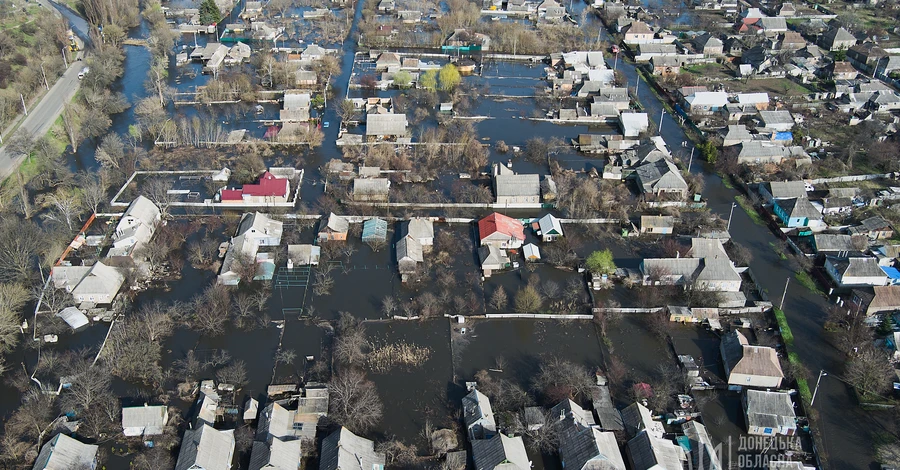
[0,58,83,182]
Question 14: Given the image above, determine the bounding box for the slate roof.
[397,237,424,264]
[366,113,408,136]
[558,424,625,470]
[479,245,510,268]
[723,125,753,143]
[404,218,434,241]
[626,431,686,470]
[777,198,822,220]
[744,390,796,430]
[641,215,674,230]
[849,216,892,235]
[682,421,722,470]
[634,159,688,194]
[813,234,853,252]
[353,178,391,197]
[70,261,125,301]
[722,330,784,381]
[320,428,385,470]
[122,405,168,434]
[765,181,806,199]
[590,386,624,431]
[471,434,530,470]
[32,434,98,470]
[495,173,541,198]
[249,437,302,470]
[625,21,652,35]
[463,389,496,431]
[821,27,856,48]
[325,213,350,233]
[758,110,794,127]
[828,256,888,278]
[175,424,235,470]
[621,402,663,438]
[869,285,900,311]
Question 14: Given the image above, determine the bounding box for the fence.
[485,313,594,320]
[592,307,663,314]
[806,173,893,184]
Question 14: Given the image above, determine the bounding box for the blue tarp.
[882,266,900,280]
[774,132,793,141]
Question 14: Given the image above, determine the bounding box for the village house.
[553,400,626,470]
[722,124,753,146]
[352,178,391,202]
[397,237,424,279]
[479,244,511,277]
[402,218,434,247]
[743,390,797,436]
[479,213,526,249]
[537,213,564,241]
[52,261,125,305]
[110,195,161,258]
[320,428,385,470]
[736,93,769,110]
[626,431,688,470]
[635,43,677,62]
[776,31,805,51]
[650,56,681,76]
[122,404,169,437]
[812,233,855,255]
[318,213,350,242]
[773,197,822,229]
[293,69,317,87]
[825,256,889,287]
[623,21,654,45]
[280,92,311,123]
[758,181,806,203]
[757,110,795,132]
[537,0,566,20]
[827,61,857,80]
[819,26,857,51]
[444,29,491,52]
[493,163,541,205]
[288,244,321,266]
[633,158,688,199]
[621,402,664,439]
[32,433,98,470]
[692,33,723,55]
[595,88,631,110]
[851,285,900,315]
[375,52,401,71]
[721,330,784,388]
[361,218,388,244]
[397,9,423,23]
[366,113,409,142]
[220,171,291,204]
[848,216,894,240]
[639,215,674,234]
[684,91,729,114]
[218,212,283,285]
[820,197,853,215]
[683,421,722,470]
[590,386,624,431]
[249,436,302,470]
[175,424,236,470]
[463,388,497,440]
[619,112,649,137]
[736,141,810,166]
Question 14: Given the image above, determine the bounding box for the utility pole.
[810,369,827,406]
[780,276,790,310]
[659,108,665,133]
[687,147,694,172]
[726,202,736,231]
[20,94,27,115]
[40,64,49,90]
[635,76,639,95]
[61,47,68,69]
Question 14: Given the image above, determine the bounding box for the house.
[479,213,525,249]
[397,10,423,23]
[828,61,857,80]
[721,330,784,388]
[758,17,787,34]
[254,401,317,446]
[633,158,688,199]
[619,112,649,137]
[462,388,496,439]
[742,390,797,436]
[397,237,424,277]
[772,197,823,228]
[851,285,900,315]
[590,386,624,431]
[692,33,723,55]
[375,52,401,71]
[318,213,349,242]
[288,244,321,266]
[623,21,654,45]
[554,400,626,470]
[122,404,169,437]
[635,43,677,62]
[294,69,317,86]
[366,113,409,141]
[722,125,754,146]
[684,91,729,114]
[776,31,805,51]
[537,0,566,20]
[111,195,161,257]
[819,27,857,51]
[626,430,687,470]
[280,93,311,122]
[471,434,531,470]
[776,2,795,15]
[736,93,769,110]
[249,437,302,470]
[536,214,563,242]
[493,163,541,205]
[595,88,631,110]
[821,197,853,215]
[621,402,664,439]
[445,29,491,52]
[682,421,722,470]
[219,212,283,285]
[868,90,900,113]
[361,218,388,244]
[52,261,124,305]
[640,215,674,234]
[825,256,889,287]
[320,428,385,470]
[353,178,390,202]
[479,245,511,277]
[759,181,807,204]
[175,424,236,470]
[32,434,98,470]
[641,256,743,293]
[523,243,540,261]
[650,56,681,76]
[812,234,854,254]
[736,141,810,165]
[220,171,291,204]
[848,216,894,239]
[403,218,434,247]
[757,110,794,132]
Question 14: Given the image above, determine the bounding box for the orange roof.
[478,213,525,241]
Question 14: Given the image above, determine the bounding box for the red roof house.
[478,212,526,249]
[220,172,290,203]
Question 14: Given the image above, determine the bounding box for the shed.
[56,306,89,330]
[122,404,169,437]
[362,218,388,243]
[523,244,541,261]
[287,245,321,266]
[537,214,564,241]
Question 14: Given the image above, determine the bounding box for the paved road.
[0,59,83,182]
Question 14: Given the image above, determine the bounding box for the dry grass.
[366,342,432,373]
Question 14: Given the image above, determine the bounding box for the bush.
[585,249,616,275]
[774,308,794,346]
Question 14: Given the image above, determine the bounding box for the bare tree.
[334,312,368,366]
[327,369,384,433]
[489,287,508,311]
[514,286,542,313]
[0,220,42,283]
[846,345,893,399]
[532,356,593,404]
[77,171,107,215]
[381,296,397,316]
[216,360,248,388]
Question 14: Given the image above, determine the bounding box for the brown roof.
[723,330,783,379]
[626,21,652,35]
[871,286,900,310]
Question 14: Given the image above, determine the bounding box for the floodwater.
[13,0,880,468]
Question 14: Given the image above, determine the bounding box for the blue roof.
[882,266,900,280]
[774,132,793,141]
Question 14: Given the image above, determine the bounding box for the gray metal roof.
[634,159,688,194]
[590,386,624,431]
[249,437,303,470]
[319,427,385,470]
[463,389,496,432]
[682,421,722,470]
[471,434,530,470]
[404,218,434,241]
[397,237,424,263]
[366,113,408,136]
[558,422,625,470]
[175,424,235,470]
[32,434,98,470]
[325,213,350,233]
[758,110,794,127]
[495,174,541,198]
[777,197,822,220]
[744,390,796,430]
[122,405,168,433]
[538,214,563,235]
[813,234,853,252]
[353,178,390,196]
[625,431,686,470]
[620,402,663,439]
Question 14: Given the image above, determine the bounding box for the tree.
[199,0,222,24]
[532,356,592,403]
[334,312,368,366]
[514,286,542,313]
[216,360,248,388]
[328,369,384,433]
[698,140,717,164]
[586,249,616,275]
[489,287,508,311]
[393,70,412,89]
[419,70,438,91]
[846,345,893,399]
[0,220,42,283]
[39,188,83,231]
[438,64,461,91]
[77,171,107,215]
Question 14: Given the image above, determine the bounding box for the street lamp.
[810,369,828,407]
[659,109,665,134]
[726,202,736,231]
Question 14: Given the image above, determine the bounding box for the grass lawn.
[794,271,822,295]
[734,195,764,226]
[725,77,816,97]
[682,63,733,81]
